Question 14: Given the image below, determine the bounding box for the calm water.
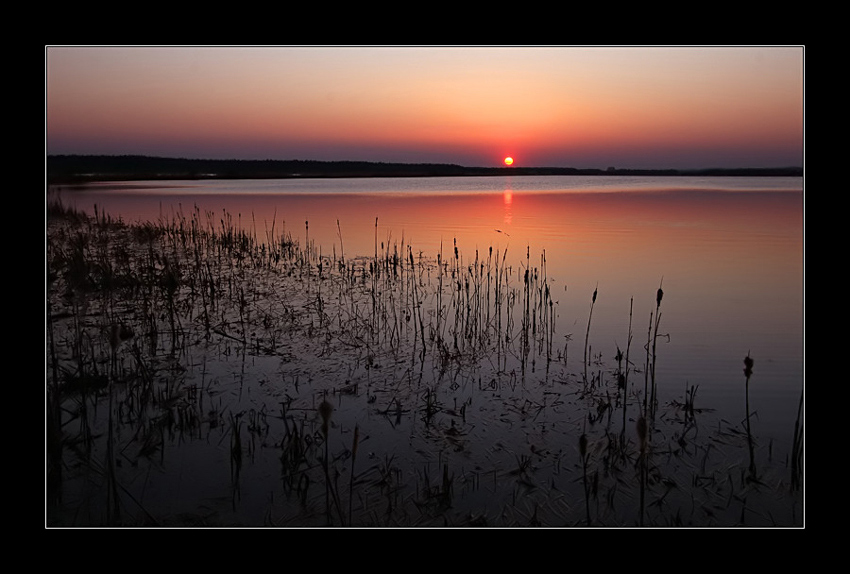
[48,175,804,526]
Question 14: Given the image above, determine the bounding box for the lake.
[47,175,804,527]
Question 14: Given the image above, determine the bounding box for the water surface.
[56,174,804,394]
[48,174,804,526]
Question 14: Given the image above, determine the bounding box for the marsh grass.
[45,193,803,527]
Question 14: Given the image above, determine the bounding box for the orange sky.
[45,46,804,169]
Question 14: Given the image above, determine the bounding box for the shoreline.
[46,155,804,185]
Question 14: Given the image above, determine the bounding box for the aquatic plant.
[583,285,597,386]
[649,281,664,417]
[744,353,757,481]
[621,297,634,440]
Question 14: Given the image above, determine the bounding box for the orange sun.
[504,156,514,166]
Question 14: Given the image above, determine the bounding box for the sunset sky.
[45,46,804,169]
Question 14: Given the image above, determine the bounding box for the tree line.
[46,154,803,184]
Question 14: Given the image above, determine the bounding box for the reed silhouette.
[744,353,757,481]
[584,285,597,386]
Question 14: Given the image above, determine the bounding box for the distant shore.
[46,154,804,185]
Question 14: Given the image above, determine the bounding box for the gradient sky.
[45,46,804,169]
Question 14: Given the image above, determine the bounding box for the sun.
[504,156,514,166]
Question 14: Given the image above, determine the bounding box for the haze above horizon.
[45,46,804,171]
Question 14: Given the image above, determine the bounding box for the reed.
[649,281,664,416]
[337,219,345,269]
[584,285,598,386]
[743,353,757,481]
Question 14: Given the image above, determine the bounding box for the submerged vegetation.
[45,192,803,527]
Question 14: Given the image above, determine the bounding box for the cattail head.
[656,287,664,307]
[592,287,597,304]
[579,433,588,458]
[744,353,754,378]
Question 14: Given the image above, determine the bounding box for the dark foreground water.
[46,175,804,527]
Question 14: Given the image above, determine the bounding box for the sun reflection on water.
[503,180,512,225]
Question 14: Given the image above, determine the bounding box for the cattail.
[656,277,664,307]
[744,353,754,378]
[583,285,598,384]
[743,352,757,480]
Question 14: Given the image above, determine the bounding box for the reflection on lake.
[47,175,804,527]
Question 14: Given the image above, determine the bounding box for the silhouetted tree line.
[46,154,803,184]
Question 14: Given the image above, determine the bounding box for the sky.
[45,46,804,170]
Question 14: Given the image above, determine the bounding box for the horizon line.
[46,153,804,174]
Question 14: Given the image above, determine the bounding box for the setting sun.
[504,156,514,166]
